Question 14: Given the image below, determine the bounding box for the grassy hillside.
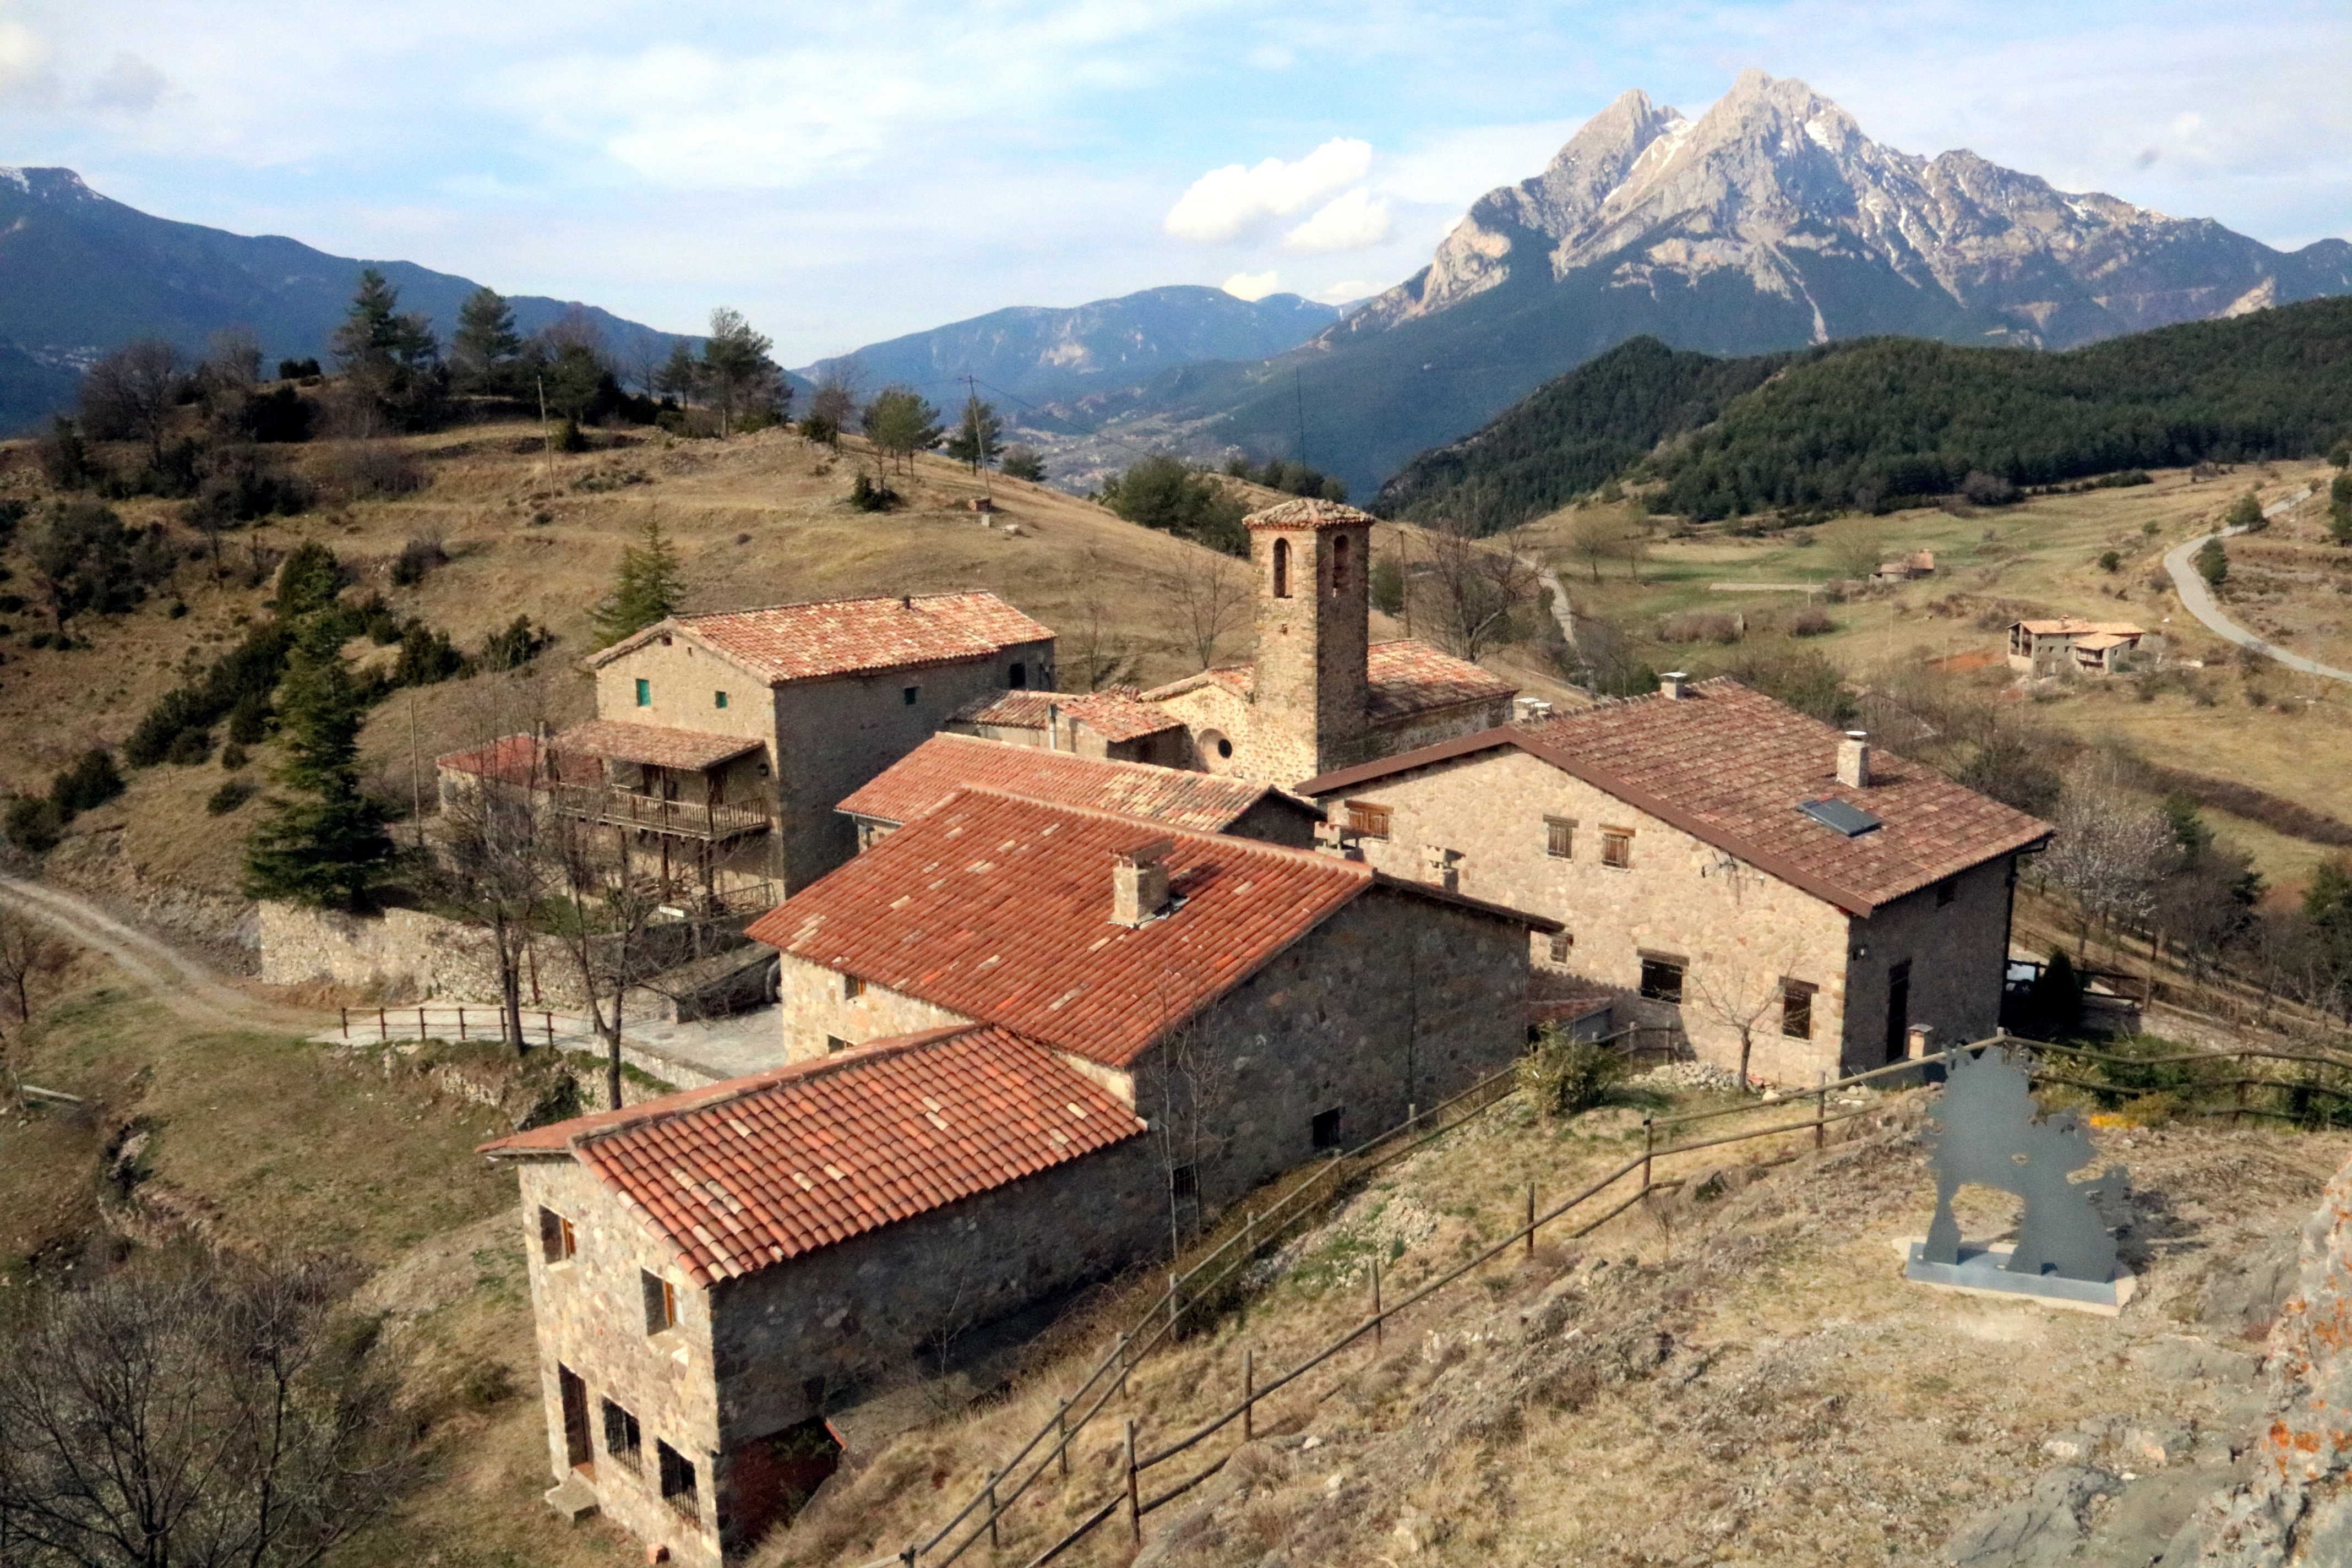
[1382,297,2352,531]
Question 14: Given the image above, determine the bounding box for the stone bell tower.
[1246,498,1373,782]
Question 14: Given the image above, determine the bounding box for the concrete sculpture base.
[1893,1237,2136,1317]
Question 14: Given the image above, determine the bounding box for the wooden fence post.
[1117,1331,1131,1399]
[1168,1270,1179,1333]
[1641,1117,1654,1191]
[417,1007,426,1041]
[1814,1084,1826,1151]
[1371,1257,1383,1354]
[377,1008,386,1042]
[985,1469,999,1549]
[1056,1398,1070,1479]
[340,1007,349,1039]
[458,1006,467,1042]
[1526,1182,1537,1256]
[1125,1419,1140,1542]
[545,1011,555,1047]
[1243,1347,1255,1441]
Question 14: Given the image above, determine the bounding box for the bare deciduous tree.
[79,339,184,464]
[1681,894,1807,1090]
[1063,547,1141,693]
[1565,505,1642,584]
[0,1251,420,1568]
[547,788,671,1110]
[2037,791,2173,961]
[1170,548,1248,672]
[1419,518,1542,663]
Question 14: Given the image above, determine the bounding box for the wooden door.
[558,1364,593,1471]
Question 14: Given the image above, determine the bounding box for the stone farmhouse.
[1132,499,1517,786]
[1298,677,2052,1085]
[837,732,1321,851]
[486,785,1548,1565]
[438,592,1054,905]
[2006,617,2147,677]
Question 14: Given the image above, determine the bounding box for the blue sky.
[1,1,2346,364]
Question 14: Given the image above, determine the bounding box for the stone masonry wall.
[772,952,973,1061]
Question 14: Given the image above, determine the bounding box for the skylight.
[1799,797,1882,837]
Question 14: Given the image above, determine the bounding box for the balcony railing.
[549,785,770,842]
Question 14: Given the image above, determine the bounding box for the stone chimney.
[1660,671,1690,700]
[1313,820,1363,861]
[1421,845,1462,893]
[1837,732,1872,788]
[1111,839,1175,927]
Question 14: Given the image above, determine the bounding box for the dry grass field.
[1513,460,2352,894]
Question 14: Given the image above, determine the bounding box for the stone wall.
[772,952,972,1061]
[1311,746,2018,1084]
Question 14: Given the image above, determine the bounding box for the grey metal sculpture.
[1920,1045,2125,1284]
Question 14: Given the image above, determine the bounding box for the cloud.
[1312,279,1386,303]
[1380,118,1581,206]
[0,18,58,104]
[1164,137,1371,243]
[1222,269,1281,301]
[1284,187,1391,251]
[86,51,166,112]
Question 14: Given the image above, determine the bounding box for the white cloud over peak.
[1312,278,1385,304]
[1283,186,1391,251]
[1164,137,1371,243]
[1222,269,1281,300]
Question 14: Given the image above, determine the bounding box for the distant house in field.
[437,592,1056,906]
[838,732,1321,851]
[2006,618,2147,677]
[1873,550,1936,583]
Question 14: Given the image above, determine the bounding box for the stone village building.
[2006,617,2147,678]
[485,786,1550,1565]
[438,592,1055,907]
[1297,676,2052,1085]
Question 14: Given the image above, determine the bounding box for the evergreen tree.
[2329,469,2352,546]
[242,635,395,907]
[944,394,1004,472]
[1000,445,1047,482]
[700,308,786,437]
[654,343,703,404]
[591,518,685,645]
[2196,537,2229,586]
[2225,490,2265,531]
[452,287,522,390]
[862,387,943,474]
[329,268,438,381]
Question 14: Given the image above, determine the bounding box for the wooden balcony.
[551,785,770,842]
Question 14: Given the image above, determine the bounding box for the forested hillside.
[1380,296,2352,529]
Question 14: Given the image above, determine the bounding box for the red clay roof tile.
[481,1024,1144,1285]
[588,591,1053,685]
[552,719,762,772]
[839,734,1292,834]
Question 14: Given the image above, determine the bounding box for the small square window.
[902,684,919,706]
[1935,878,1957,907]
[1547,930,1574,966]
[539,1207,575,1263]
[657,1441,699,1523]
[1638,956,1685,1003]
[1600,828,1634,869]
[602,1400,643,1472]
[843,973,864,1001]
[1544,816,1576,859]
[1781,981,1817,1041]
[714,689,728,709]
[1009,662,1026,689]
[634,678,651,707]
[642,1270,678,1335]
[1344,801,1391,841]
[1310,1106,1344,1150]
[1170,1163,1197,1199]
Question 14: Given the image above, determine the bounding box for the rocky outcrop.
[2168,1155,2352,1564]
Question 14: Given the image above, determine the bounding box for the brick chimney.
[1660,671,1690,700]
[1111,839,1175,927]
[1421,845,1462,892]
[1837,732,1871,788]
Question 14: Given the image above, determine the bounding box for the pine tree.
[701,308,786,437]
[1000,445,1047,482]
[861,388,943,475]
[242,635,396,907]
[944,394,1004,472]
[655,342,703,404]
[453,287,522,389]
[329,268,438,380]
[591,518,685,645]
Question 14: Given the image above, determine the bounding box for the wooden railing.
[549,785,769,842]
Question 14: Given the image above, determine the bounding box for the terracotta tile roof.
[749,789,1379,1068]
[481,1024,1144,1286]
[839,734,1292,833]
[1299,678,2052,916]
[1139,666,1253,704]
[1059,693,1184,743]
[552,720,761,772]
[1244,498,1379,530]
[2072,632,2136,651]
[437,734,544,786]
[2014,618,2146,637]
[1365,639,1518,721]
[949,690,1059,729]
[589,591,1054,684]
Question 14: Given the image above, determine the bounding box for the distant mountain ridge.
[797,285,1337,406]
[1039,70,2352,499]
[0,166,693,433]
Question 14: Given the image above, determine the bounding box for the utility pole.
[407,692,423,848]
[537,375,552,492]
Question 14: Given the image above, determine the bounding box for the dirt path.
[0,873,324,1035]
[2165,520,2352,684]
[1528,556,1577,649]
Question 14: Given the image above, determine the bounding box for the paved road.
[0,872,324,1034]
[2162,525,2352,684]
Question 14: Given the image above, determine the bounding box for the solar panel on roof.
[1799,797,1882,837]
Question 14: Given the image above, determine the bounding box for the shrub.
[2226,491,2265,531]
[1000,445,1046,482]
[848,471,896,512]
[1098,455,1249,555]
[48,748,124,817]
[2099,549,2121,573]
[1788,606,1834,637]
[165,727,214,765]
[478,615,552,672]
[1518,1030,1632,1122]
[327,442,429,498]
[275,541,345,618]
[557,417,589,454]
[1657,611,1741,645]
[390,623,464,687]
[2093,469,2153,488]
[227,693,270,744]
[220,742,248,770]
[276,357,322,380]
[1959,470,2020,506]
[206,777,259,815]
[5,796,62,852]
[2196,538,2229,586]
